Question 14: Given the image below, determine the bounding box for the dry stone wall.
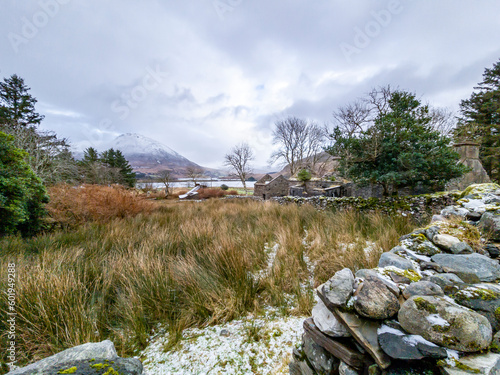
[290,183,500,375]
[274,193,459,223]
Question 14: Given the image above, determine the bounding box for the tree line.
[0,74,136,236]
[224,59,499,194]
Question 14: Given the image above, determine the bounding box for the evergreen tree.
[0,74,44,129]
[0,131,48,236]
[82,147,100,163]
[114,149,136,187]
[454,59,500,182]
[98,148,136,187]
[328,90,467,195]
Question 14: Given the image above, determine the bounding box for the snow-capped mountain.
[111,133,203,175]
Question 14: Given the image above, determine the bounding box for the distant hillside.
[109,133,220,177]
[273,152,340,178]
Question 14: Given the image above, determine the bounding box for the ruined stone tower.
[446,142,491,190]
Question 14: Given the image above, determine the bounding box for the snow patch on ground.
[141,309,304,375]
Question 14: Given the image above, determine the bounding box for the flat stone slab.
[377,323,447,360]
[317,288,391,369]
[430,253,500,282]
[312,298,351,337]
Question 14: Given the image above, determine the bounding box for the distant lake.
[137,179,256,189]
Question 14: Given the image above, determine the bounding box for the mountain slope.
[111,133,203,175]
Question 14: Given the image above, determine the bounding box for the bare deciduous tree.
[269,116,326,176]
[185,166,204,186]
[224,142,254,194]
[2,125,79,184]
[158,169,175,197]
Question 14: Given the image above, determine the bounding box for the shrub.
[197,188,225,199]
[220,184,229,191]
[45,184,155,228]
[227,190,239,195]
[0,131,48,236]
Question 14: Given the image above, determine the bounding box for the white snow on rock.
[426,314,450,328]
[141,310,304,375]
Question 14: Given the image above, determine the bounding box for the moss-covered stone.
[413,297,438,313]
[58,367,77,374]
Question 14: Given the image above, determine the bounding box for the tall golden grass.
[0,193,416,369]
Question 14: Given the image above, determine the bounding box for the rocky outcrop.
[290,183,500,375]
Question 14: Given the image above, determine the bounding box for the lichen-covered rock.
[7,340,118,375]
[353,278,400,320]
[320,268,355,308]
[431,253,500,282]
[312,298,351,337]
[452,285,500,332]
[302,332,339,375]
[440,352,500,375]
[479,211,500,241]
[398,296,492,352]
[42,357,143,375]
[378,253,415,271]
[402,281,444,299]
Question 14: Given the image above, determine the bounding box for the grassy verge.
[0,185,416,369]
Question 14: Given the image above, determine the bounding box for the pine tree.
[454,59,500,182]
[114,149,136,187]
[0,74,44,129]
[328,90,466,195]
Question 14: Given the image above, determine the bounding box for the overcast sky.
[1,1,500,169]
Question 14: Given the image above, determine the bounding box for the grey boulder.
[453,285,500,331]
[402,281,444,299]
[441,206,470,218]
[449,242,474,255]
[431,253,500,282]
[355,269,400,297]
[353,278,400,320]
[320,268,355,308]
[378,252,415,271]
[427,273,465,289]
[479,212,500,241]
[432,234,461,252]
[398,295,492,352]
